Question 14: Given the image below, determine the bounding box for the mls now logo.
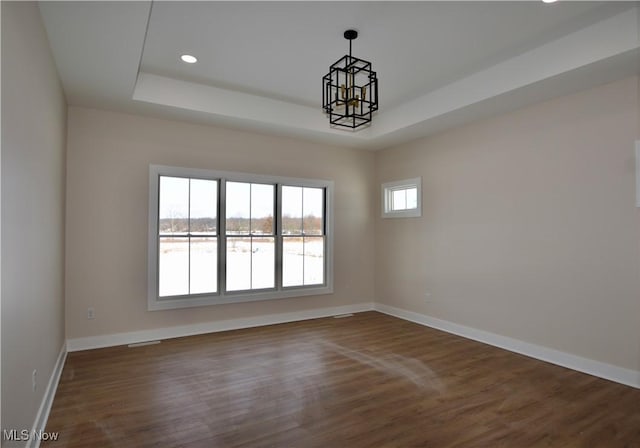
[3,429,59,442]
[2,430,29,441]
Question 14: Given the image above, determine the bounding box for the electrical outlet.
[32,369,37,391]
[424,292,432,298]
[87,307,95,319]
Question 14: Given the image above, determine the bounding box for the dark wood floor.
[44,312,640,447]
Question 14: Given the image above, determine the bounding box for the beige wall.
[375,76,640,371]
[66,77,640,373]
[65,107,375,339]
[1,1,67,441]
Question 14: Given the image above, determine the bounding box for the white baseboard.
[27,343,67,448]
[67,302,375,352]
[66,300,639,388]
[374,303,640,389]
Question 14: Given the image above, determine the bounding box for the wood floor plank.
[43,312,640,447]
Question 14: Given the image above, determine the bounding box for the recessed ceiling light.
[180,54,198,64]
[542,0,558,3]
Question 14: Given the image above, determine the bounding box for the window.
[148,165,333,310]
[281,186,325,287]
[381,177,422,218]
[225,181,275,291]
[158,176,218,297]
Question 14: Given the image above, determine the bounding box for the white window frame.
[381,177,422,218]
[148,165,334,311]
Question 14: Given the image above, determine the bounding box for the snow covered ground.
[158,237,324,297]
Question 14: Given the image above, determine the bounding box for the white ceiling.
[39,1,640,150]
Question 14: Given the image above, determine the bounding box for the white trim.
[148,164,335,311]
[381,177,422,218]
[27,343,67,448]
[635,141,640,207]
[67,302,374,352]
[374,303,640,389]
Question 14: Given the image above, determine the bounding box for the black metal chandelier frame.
[322,29,379,130]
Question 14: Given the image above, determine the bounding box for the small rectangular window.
[382,177,422,218]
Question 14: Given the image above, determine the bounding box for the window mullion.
[324,187,327,286]
[248,183,252,290]
[302,232,306,286]
[187,179,192,295]
[301,189,305,285]
[156,175,161,298]
[275,184,283,290]
[219,179,227,295]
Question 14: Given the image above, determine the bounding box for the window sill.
[382,209,422,218]
[148,284,334,311]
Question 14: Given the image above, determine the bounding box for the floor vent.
[127,340,161,348]
[333,313,354,319]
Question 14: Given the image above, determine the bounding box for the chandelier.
[322,30,379,130]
